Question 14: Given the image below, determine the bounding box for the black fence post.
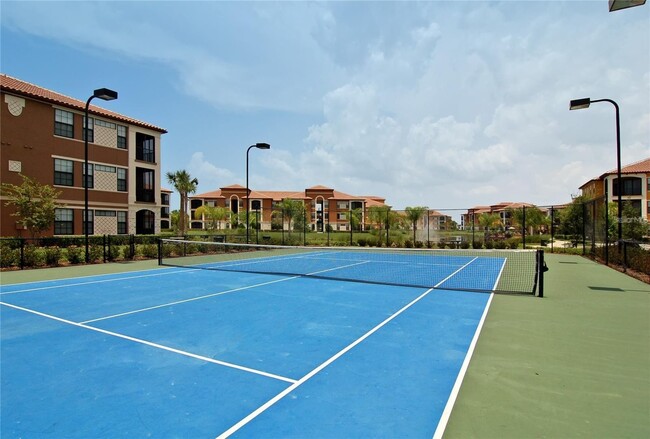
[157,238,162,265]
[303,210,307,246]
[20,237,25,270]
[522,206,527,249]
[536,249,547,298]
[604,186,609,265]
[130,234,135,259]
[102,235,107,263]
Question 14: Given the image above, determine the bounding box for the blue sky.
[1,1,648,212]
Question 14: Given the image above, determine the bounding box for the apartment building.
[0,74,167,237]
[189,184,386,232]
[579,157,650,220]
[460,202,535,230]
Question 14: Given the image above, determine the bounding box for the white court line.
[432,293,494,439]
[434,257,478,286]
[215,285,437,439]
[82,260,371,324]
[0,267,198,296]
[492,258,508,291]
[80,275,301,324]
[0,301,297,384]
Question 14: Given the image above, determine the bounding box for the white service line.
[0,301,297,384]
[82,260,372,324]
[0,268,198,296]
[215,286,437,439]
[80,275,301,324]
[432,293,494,439]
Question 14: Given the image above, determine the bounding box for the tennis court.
[1,244,543,438]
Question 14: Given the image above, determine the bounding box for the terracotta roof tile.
[0,74,167,133]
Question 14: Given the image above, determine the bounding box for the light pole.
[570,97,622,247]
[246,143,271,243]
[84,88,118,262]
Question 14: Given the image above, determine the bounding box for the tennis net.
[158,239,546,296]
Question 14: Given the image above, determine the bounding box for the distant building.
[461,202,535,230]
[579,157,650,220]
[0,74,167,237]
[189,184,387,231]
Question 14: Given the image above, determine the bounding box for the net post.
[157,238,162,265]
[536,249,547,297]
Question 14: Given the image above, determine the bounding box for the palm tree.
[405,206,428,243]
[166,170,198,235]
[194,205,229,232]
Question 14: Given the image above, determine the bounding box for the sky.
[1,0,649,214]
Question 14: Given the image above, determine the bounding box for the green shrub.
[66,246,84,264]
[140,243,158,259]
[44,246,62,266]
[460,241,470,249]
[404,240,413,248]
[507,239,520,249]
[485,241,495,249]
[494,240,507,249]
[23,245,46,268]
[87,245,103,263]
[414,241,424,248]
[0,245,20,268]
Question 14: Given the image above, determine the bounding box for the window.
[117,168,127,192]
[95,164,116,173]
[95,120,116,129]
[83,116,94,142]
[83,210,94,235]
[54,208,73,235]
[54,109,74,138]
[117,125,127,149]
[136,168,155,202]
[136,133,155,162]
[191,199,203,209]
[54,159,74,186]
[613,177,642,196]
[161,206,170,219]
[95,210,116,216]
[83,163,94,189]
[117,211,127,234]
[161,193,170,205]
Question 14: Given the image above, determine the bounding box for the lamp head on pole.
[93,88,118,101]
[253,142,271,150]
[569,98,591,110]
[609,0,646,12]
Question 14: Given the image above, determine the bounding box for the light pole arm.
[590,98,622,244]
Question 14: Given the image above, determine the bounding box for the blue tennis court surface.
[1,251,498,438]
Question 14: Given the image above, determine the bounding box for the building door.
[136,209,155,235]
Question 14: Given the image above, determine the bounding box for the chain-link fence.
[3,199,647,275]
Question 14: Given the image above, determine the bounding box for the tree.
[166,170,198,235]
[621,201,649,241]
[508,206,550,235]
[559,195,588,241]
[194,205,229,232]
[276,199,304,233]
[1,175,62,237]
[405,206,428,243]
[368,205,392,246]
[350,207,363,231]
[478,212,501,240]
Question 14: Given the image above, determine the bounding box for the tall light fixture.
[570,97,622,247]
[84,88,118,262]
[246,143,271,243]
[609,0,646,12]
